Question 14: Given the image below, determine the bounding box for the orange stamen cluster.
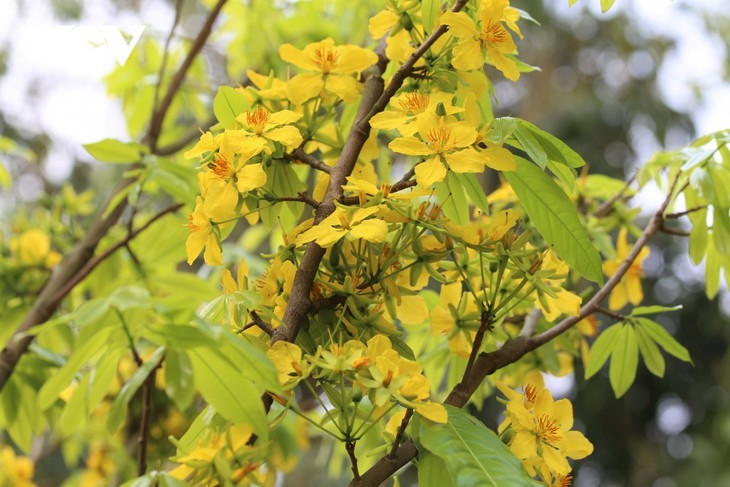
[480,22,508,46]
[536,415,562,445]
[425,121,456,154]
[398,92,430,114]
[209,153,234,179]
[313,47,339,73]
[245,106,271,134]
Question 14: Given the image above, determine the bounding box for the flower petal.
[389,137,432,156]
[414,157,448,187]
[325,74,362,103]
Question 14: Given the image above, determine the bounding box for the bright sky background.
[0,0,727,188]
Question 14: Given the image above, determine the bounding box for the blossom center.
[425,121,456,154]
[209,153,235,179]
[313,47,339,73]
[479,22,508,46]
[399,92,430,114]
[245,106,270,135]
[536,414,562,445]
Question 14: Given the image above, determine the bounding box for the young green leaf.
[435,171,469,225]
[504,158,603,283]
[609,324,639,398]
[213,86,250,128]
[629,305,682,317]
[83,138,148,163]
[585,323,621,379]
[635,324,666,377]
[635,318,692,364]
[601,0,616,12]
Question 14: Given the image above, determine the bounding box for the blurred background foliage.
[0,0,728,486]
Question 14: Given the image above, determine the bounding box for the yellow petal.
[333,45,379,74]
[369,10,399,39]
[370,111,410,131]
[185,229,206,265]
[236,163,267,193]
[444,149,484,173]
[397,295,429,325]
[325,74,362,103]
[441,11,478,38]
[279,43,320,71]
[222,269,237,294]
[184,131,217,159]
[267,109,302,126]
[487,47,520,81]
[286,73,324,105]
[484,144,517,171]
[203,236,223,266]
[414,157,447,187]
[415,402,448,423]
[389,137,432,156]
[452,39,485,71]
[265,126,303,147]
[350,219,388,243]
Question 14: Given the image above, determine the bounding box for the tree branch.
[285,148,331,174]
[0,0,227,392]
[354,172,683,486]
[592,172,637,218]
[146,0,228,152]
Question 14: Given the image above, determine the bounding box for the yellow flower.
[535,250,582,321]
[502,379,593,477]
[230,106,303,152]
[441,0,522,81]
[10,229,60,268]
[429,282,480,358]
[242,69,288,101]
[266,341,305,389]
[0,446,36,487]
[279,38,379,104]
[389,115,483,187]
[370,91,463,136]
[185,196,223,266]
[295,206,389,248]
[602,227,649,310]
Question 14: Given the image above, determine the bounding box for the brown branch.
[245,311,275,336]
[285,148,331,174]
[51,204,184,303]
[267,192,320,209]
[0,0,227,392]
[659,223,690,237]
[346,441,361,481]
[665,205,708,219]
[151,0,184,127]
[354,172,683,486]
[592,172,637,218]
[595,306,627,321]
[137,366,157,477]
[517,307,542,338]
[146,0,228,152]
[463,311,492,380]
[387,408,414,461]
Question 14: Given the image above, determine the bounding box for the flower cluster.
[497,373,593,484]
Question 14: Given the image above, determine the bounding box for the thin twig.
[245,311,275,336]
[665,205,708,219]
[147,0,228,151]
[137,366,157,477]
[387,409,414,461]
[268,193,320,209]
[592,172,637,218]
[463,311,492,380]
[346,441,361,481]
[659,223,690,237]
[595,306,626,321]
[151,0,185,125]
[51,204,183,303]
[285,149,331,174]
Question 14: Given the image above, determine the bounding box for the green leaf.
[188,347,268,442]
[635,318,692,364]
[608,324,638,398]
[108,347,166,432]
[585,323,621,379]
[635,324,665,377]
[213,86,250,128]
[511,119,586,168]
[504,158,603,283]
[164,350,195,411]
[421,0,441,33]
[601,0,616,12]
[418,452,456,487]
[435,171,469,225]
[419,406,540,487]
[514,124,547,169]
[453,172,490,215]
[486,118,517,144]
[38,328,113,410]
[83,138,147,163]
[629,305,682,317]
